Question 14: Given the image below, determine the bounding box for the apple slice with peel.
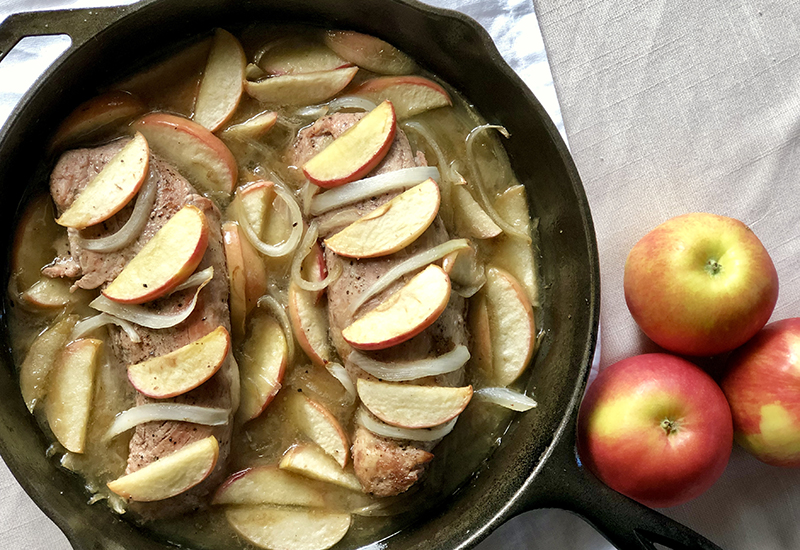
[492,184,538,306]
[223,221,268,340]
[56,133,150,229]
[238,313,288,422]
[302,100,396,188]
[213,465,326,507]
[127,326,230,399]
[289,281,334,367]
[342,264,451,351]
[107,436,219,501]
[20,277,91,309]
[287,393,349,467]
[194,29,246,132]
[232,180,274,238]
[353,76,452,120]
[221,110,278,141]
[483,266,536,386]
[244,66,358,107]
[357,379,472,429]
[452,184,502,239]
[103,204,209,304]
[21,314,78,413]
[259,36,351,75]
[324,30,415,75]
[226,506,351,550]
[280,444,362,492]
[134,113,238,195]
[324,178,440,258]
[45,338,102,453]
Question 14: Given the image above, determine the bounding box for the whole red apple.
[624,212,778,356]
[577,353,733,508]
[721,318,800,467]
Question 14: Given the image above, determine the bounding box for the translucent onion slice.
[75,168,159,253]
[326,362,356,401]
[257,293,295,365]
[71,312,141,343]
[349,345,469,382]
[310,166,440,216]
[172,266,215,292]
[295,96,377,118]
[474,387,537,412]
[104,404,230,441]
[356,407,457,442]
[290,222,341,293]
[236,184,303,257]
[348,238,470,316]
[89,267,214,329]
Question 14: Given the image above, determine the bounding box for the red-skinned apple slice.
[20,314,78,413]
[194,28,246,132]
[244,66,358,107]
[287,393,349,467]
[452,184,502,239]
[20,277,91,309]
[303,100,396,188]
[107,435,219,501]
[324,30,415,75]
[280,444,362,492]
[289,281,334,367]
[226,506,351,550]
[127,326,230,399]
[353,76,452,119]
[221,110,278,141]
[223,220,268,340]
[324,178,440,258]
[492,185,538,306]
[258,36,351,75]
[357,379,472,429]
[232,180,274,239]
[238,314,288,422]
[103,204,209,304]
[56,132,150,229]
[213,465,326,507]
[45,338,102,453]
[134,113,238,195]
[342,264,451,351]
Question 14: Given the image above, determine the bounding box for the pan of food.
[0,1,722,549]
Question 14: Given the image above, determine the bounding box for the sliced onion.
[236,184,303,257]
[75,167,159,253]
[89,267,214,329]
[474,387,537,412]
[356,407,457,442]
[310,166,440,216]
[257,293,295,365]
[349,345,470,382]
[299,180,318,218]
[295,104,329,118]
[104,404,230,441]
[326,362,356,401]
[71,313,141,343]
[290,222,341,293]
[348,238,470,316]
[172,266,214,292]
[316,209,363,236]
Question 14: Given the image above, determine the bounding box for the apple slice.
[107,435,219,501]
[20,277,90,309]
[11,194,64,293]
[45,338,102,453]
[244,66,358,107]
[301,239,328,304]
[226,506,351,550]
[259,37,351,75]
[492,184,538,306]
[238,314,288,422]
[287,393,349,467]
[324,30,415,75]
[232,180,274,238]
[103,204,209,304]
[20,314,78,413]
[221,110,278,141]
[452,185,502,239]
[483,266,536,386]
[56,133,150,229]
[194,29,246,132]
[289,281,334,367]
[223,221,268,340]
[324,178,440,258]
[342,264,450,351]
[353,76,452,120]
[134,113,238,195]
[49,90,146,152]
[303,100,396,188]
[280,444,362,492]
[468,292,493,378]
[357,379,472,429]
[213,465,326,507]
[127,326,230,399]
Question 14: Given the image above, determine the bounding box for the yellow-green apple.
[57,132,150,229]
[103,204,209,304]
[324,30,415,75]
[213,465,326,507]
[324,178,440,258]
[624,212,779,356]
[107,435,219,501]
[222,220,268,340]
[258,36,350,75]
[20,314,78,413]
[353,76,451,119]
[357,379,472,429]
[287,393,350,467]
[721,318,800,466]
[237,313,287,422]
[342,264,450,351]
[302,100,396,188]
[288,281,334,366]
[244,66,358,107]
[194,28,246,132]
[225,505,351,550]
[279,444,362,492]
[577,353,733,508]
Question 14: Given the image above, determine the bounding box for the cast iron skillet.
[0,1,723,549]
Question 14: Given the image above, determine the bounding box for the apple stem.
[705,259,722,276]
[660,418,678,435]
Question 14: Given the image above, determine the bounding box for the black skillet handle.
[520,416,724,550]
